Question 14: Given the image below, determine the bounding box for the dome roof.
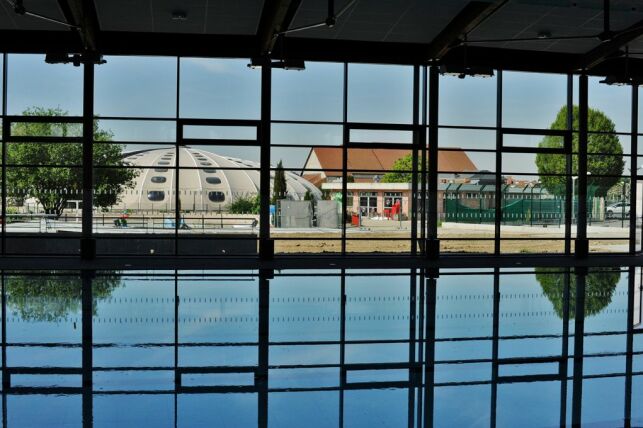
[116,147,321,211]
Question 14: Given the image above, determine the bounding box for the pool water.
[1,267,641,427]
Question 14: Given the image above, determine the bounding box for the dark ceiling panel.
[0,0,70,30]
[286,0,472,43]
[95,0,264,34]
[94,0,155,32]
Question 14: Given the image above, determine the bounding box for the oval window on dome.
[205,177,221,184]
[151,176,167,183]
[147,191,165,201]
[203,168,217,173]
[155,168,168,172]
[208,191,225,202]
[201,162,212,166]
[158,161,170,165]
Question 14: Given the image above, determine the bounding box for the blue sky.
[2,54,637,175]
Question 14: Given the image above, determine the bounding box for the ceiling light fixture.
[171,10,187,21]
[247,57,305,71]
[439,64,494,79]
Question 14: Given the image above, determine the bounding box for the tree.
[272,160,287,204]
[536,267,620,319]
[382,154,413,183]
[536,106,624,197]
[6,273,122,322]
[7,107,138,218]
[229,194,260,214]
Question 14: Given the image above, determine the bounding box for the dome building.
[117,148,321,211]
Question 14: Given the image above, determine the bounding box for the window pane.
[348,64,413,124]
[272,61,343,121]
[180,58,260,119]
[439,73,496,127]
[8,54,83,115]
[503,71,567,129]
[95,56,177,118]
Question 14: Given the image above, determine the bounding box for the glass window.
[208,191,225,202]
[272,61,343,121]
[205,177,222,184]
[95,56,177,118]
[180,58,260,119]
[7,54,83,115]
[348,64,413,124]
[503,71,567,129]
[147,190,165,201]
[151,176,167,183]
[439,73,496,127]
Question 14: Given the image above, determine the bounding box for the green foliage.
[6,273,122,322]
[229,194,260,214]
[536,267,620,319]
[303,190,314,201]
[536,106,624,197]
[272,160,288,204]
[382,154,413,183]
[7,107,137,218]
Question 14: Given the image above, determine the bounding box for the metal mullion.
[347,122,415,131]
[258,270,270,428]
[494,70,503,255]
[341,63,348,256]
[565,74,573,255]
[259,63,271,254]
[501,127,568,137]
[407,269,417,426]
[81,60,94,258]
[559,268,571,426]
[630,85,638,254]
[411,66,420,256]
[500,146,567,155]
[1,53,7,256]
[420,67,428,249]
[437,124,498,131]
[571,268,587,427]
[174,58,180,256]
[624,266,635,425]
[270,119,344,126]
[339,269,346,428]
[577,75,589,254]
[423,274,436,428]
[179,118,260,127]
[427,66,438,243]
[490,267,500,428]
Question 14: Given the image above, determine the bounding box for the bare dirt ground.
[272,231,625,254]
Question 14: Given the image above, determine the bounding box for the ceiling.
[1,0,643,74]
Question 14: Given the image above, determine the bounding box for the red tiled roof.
[306,147,477,176]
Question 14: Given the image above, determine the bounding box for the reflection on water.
[536,267,621,318]
[0,268,641,427]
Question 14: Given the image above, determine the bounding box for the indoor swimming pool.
[0,267,639,427]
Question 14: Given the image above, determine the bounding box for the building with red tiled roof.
[302,147,478,219]
[302,147,477,184]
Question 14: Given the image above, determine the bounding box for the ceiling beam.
[256,0,303,56]
[578,19,643,70]
[56,0,100,51]
[426,0,507,61]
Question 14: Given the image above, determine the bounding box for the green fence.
[444,197,565,225]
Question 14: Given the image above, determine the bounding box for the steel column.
[576,75,589,257]
[427,66,439,258]
[81,61,95,259]
[630,85,638,254]
[259,64,273,259]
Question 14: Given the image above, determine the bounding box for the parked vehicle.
[606,202,630,219]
